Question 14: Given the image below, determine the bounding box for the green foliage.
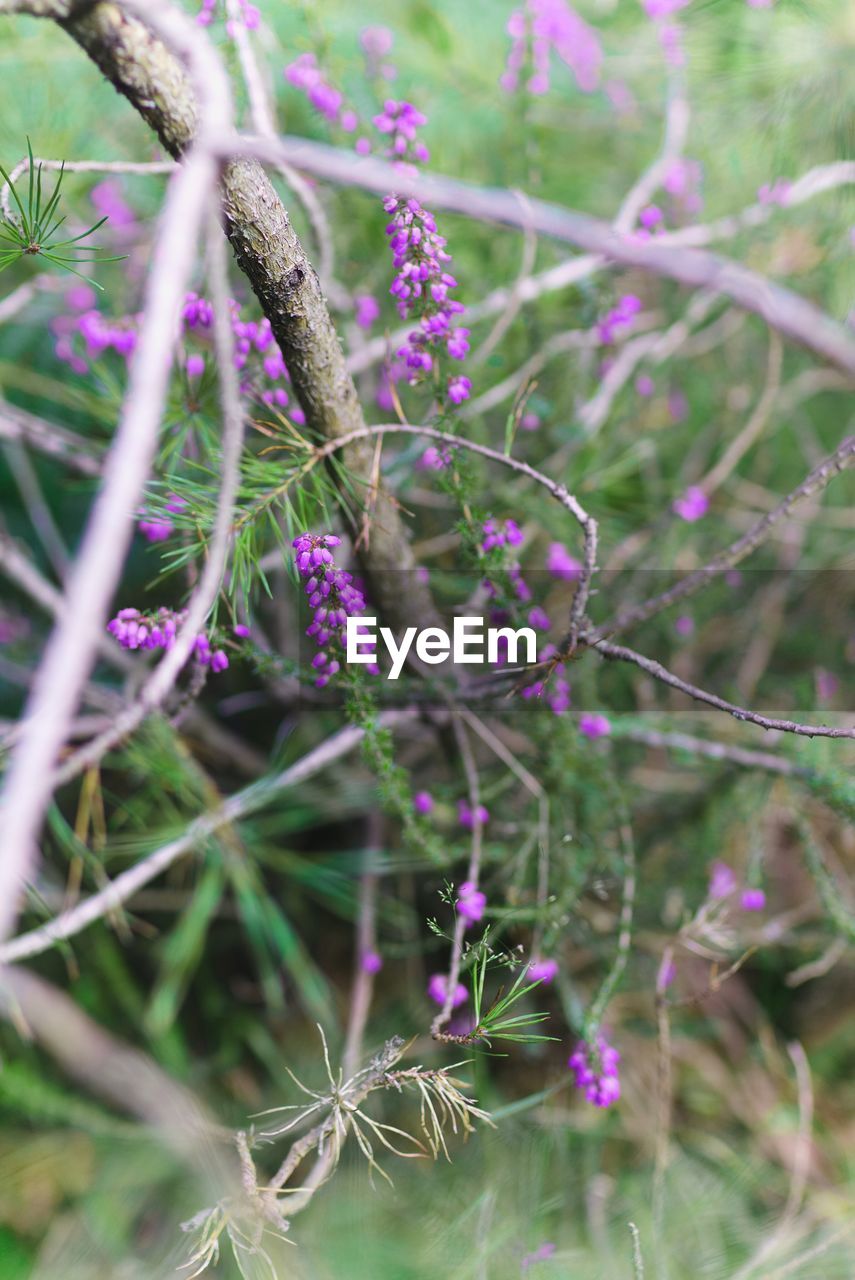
[0,141,123,282]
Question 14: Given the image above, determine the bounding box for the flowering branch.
[234,134,855,376]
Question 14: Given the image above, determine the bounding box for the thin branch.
[593,638,855,739]
[611,723,811,778]
[233,134,855,376]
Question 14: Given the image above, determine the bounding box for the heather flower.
[528,606,551,632]
[663,157,704,215]
[673,485,709,522]
[416,445,449,471]
[528,958,559,984]
[522,1243,557,1270]
[639,204,664,230]
[456,880,487,926]
[233,623,251,639]
[546,542,582,581]
[413,790,434,815]
[373,99,429,166]
[361,949,383,974]
[284,53,354,127]
[635,373,655,397]
[90,179,136,231]
[427,973,468,1007]
[481,518,524,554]
[579,712,611,739]
[596,294,642,345]
[709,860,737,899]
[186,353,205,377]
[502,0,603,96]
[361,25,395,82]
[447,374,472,405]
[568,1035,620,1107]
[107,607,230,675]
[458,800,489,830]
[293,532,374,687]
[381,195,471,405]
[354,293,380,329]
[741,888,766,911]
[674,614,694,637]
[520,410,541,431]
[139,517,173,545]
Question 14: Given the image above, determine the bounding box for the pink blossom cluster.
[428,973,468,1008]
[502,0,603,96]
[528,958,559,983]
[293,532,376,688]
[458,801,489,830]
[138,493,187,544]
[197,0,260,31]
[579,712,611,739]
[673,485,708,522]
[596,294,642,345]
[373,99,429,166]
[107,607,231,673]
[52,285,139,374]
[480,518,524,554]
[360,25,396,81]
[568,1034,620,1107]
[383,195,471,404]
[456,880,487,926]
[708,860,766,911]
[284,53,358,131]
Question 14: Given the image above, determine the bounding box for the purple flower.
[456,880,487,926]
[502,0,603,97]
[294,532,373,687]
[458,800,489,830]
[428,973,468,1008]
[90,179,136,230]
[521,1243,557,1271]
[233,623,251,639]
[741,888,766,912]
[382,195,470,404]
[107,607,232,676]
[579,712,611,739]
[635,373,655,397]
[568,1035,620,1107]
[709,860,737,899]
[674,614,695,637]
[528,606,551,631]
[361,949,383,974]
[413,790,434,815]
[815,669,839,701]
[596,294,642,345]
[186,353,205,378]
[138,517,173,543]
[354,293,380,329]
[673,485,709,522]
[447,374,472,405]
[210,650,229,674]
[520,410,541,431]
[528,958,559,984]
[639,204,664,229]
[373,99,429,166]
[546,542,582,581]
[284,52,353,126]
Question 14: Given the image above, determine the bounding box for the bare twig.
[593,638,855,739]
